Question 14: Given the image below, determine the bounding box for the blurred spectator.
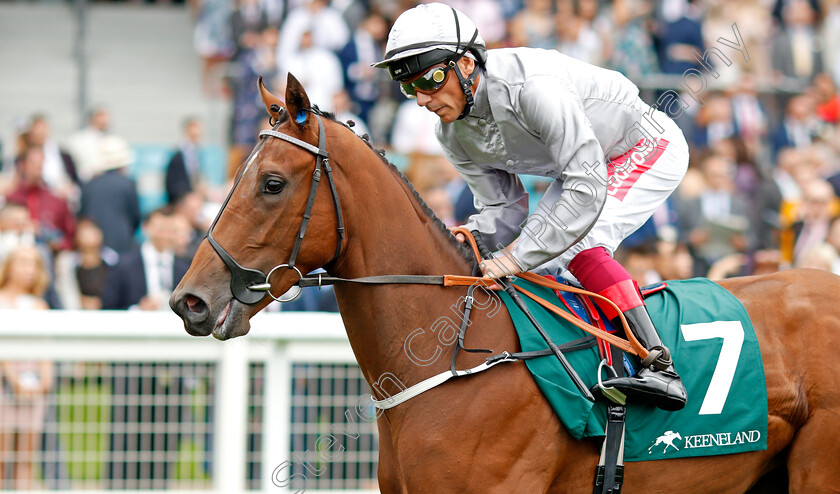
[599,0,659,80]
[333,89,369,137]
[0,204,37,262]
[726,75,768,155]
[654,240,694,280]
[0,245,50,310]
[102,206,191,311]
[260,0,286,27]
[405,153,460,197]
[6,147,76,252]
[825,214,840,273]
[825,147,840,198]
[677,153,750,275]
[0,245,54,490]
[772,0,821,27]
[813,72,840,124]
[166,117,206,205]
[277,0,350,63]
[78,136,142,256]
[770,94,819,157]
[228,9,277,174]
[446,0,507,48]
[773,147,810,201]
[787,178,839,266]
[795,242,837,270]
[826,0,840,85]
[420,185,456,228]
[337,9,388,124]
[15,115,80,202]
[278,28,344,111]
[172,191,210,261]
[63,107,111,183]
[332,0,368,32]
[703,0,773,79]
[657,0,705,75]
[453,182,479,226]
[390,100,445,156]
[230,0,268,62]
[509,0,556,49]
[710,138,756,195]
[693,93,735,150]
[54,219,117,311]
[751,248,783,275]
[616,240,661,285]
[712,138,784,251]
[807,143,838,180]
[705,251,749,279]
[554,0,605,66]
[771,0,823,81]
[192,0,234,94]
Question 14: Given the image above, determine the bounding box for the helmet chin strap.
[451,61,480,120]
[445,5,481,120]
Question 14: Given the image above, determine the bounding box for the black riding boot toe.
[601,366,687,411]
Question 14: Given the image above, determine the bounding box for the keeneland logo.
[648,431,681,454]
[649,429,762,455]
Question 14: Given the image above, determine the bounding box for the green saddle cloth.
[498,277,768,461]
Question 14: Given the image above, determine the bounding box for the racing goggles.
[400,64,452,99]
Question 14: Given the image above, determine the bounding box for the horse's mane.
[307,107,479,271]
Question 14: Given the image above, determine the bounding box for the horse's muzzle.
[170,291,213,336]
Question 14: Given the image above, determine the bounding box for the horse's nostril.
[185,294,207,314]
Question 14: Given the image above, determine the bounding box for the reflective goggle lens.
[400,65,451,99]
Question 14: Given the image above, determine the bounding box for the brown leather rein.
[294,226,647,359]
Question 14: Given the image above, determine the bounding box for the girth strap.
[371,336,596,410]
[485,335,596,364]
[594,405,626,494]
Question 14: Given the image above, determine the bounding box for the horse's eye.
[264,179,285,194]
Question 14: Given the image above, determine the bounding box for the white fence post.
[262,340,292,493]
[214,339,250,493]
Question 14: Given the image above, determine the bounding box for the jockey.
[373,3,689,411]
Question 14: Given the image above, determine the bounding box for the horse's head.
[170,74,346,340]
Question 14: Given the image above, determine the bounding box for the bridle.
[206,105,470,306]
[207,108,344,305]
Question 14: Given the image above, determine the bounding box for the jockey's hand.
[449,227,467,243]
[480,251,523,280]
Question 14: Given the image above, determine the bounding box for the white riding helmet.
[372,2,487,82]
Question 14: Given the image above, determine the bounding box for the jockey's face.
[412,56,477,124]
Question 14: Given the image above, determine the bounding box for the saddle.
[447,229,767,494]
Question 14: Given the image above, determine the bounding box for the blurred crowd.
[0,0,840,321]
[197,0,840,285]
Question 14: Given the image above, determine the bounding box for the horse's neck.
[330,163,475,386]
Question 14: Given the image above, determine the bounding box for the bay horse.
[170,75,840,493]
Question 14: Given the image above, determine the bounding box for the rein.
[290,226,647,359]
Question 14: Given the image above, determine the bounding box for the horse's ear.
[258,76,285,122]
[285,73,312,129]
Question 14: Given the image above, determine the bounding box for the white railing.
[0,310,379,494]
